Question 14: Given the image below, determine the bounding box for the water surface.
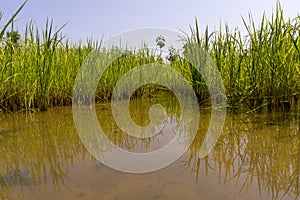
[0,99,299,200]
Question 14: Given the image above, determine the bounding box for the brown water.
[0,99,299,200]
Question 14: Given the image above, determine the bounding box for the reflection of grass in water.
[0,100,298,199]
[129,89,181,126]
[186,113,300,199]
[97,95,181,152]
[0,109,87,199]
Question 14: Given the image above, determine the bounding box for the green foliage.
[0,1,27,40]
[184,3,300,112]
[155,35,166,49]
[0,2,299,112]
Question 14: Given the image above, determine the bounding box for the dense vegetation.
[0,2,299,112]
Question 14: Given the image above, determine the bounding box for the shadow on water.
[0,97,299,199]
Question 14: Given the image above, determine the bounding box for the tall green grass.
[0,21,89,112]
[184,3,300,112]
[0,2,299,112]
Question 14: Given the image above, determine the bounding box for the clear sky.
[1,0,300,43]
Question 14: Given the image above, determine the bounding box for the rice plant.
[0,1,299,112]
[184,2,300,112]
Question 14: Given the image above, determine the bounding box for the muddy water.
[0,99,299,200]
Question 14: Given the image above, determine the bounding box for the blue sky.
[1,0,300,43]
